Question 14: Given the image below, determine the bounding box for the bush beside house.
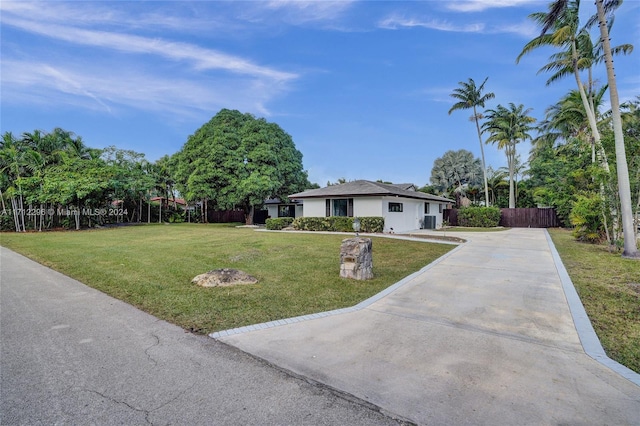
[265,217,294,230]
[292,217,384,233]
[457,206,501,227]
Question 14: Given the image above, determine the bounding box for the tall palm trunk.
[507,145,516,208]
[571,40,610,172]
[473,106,491,205]
[596,0,638,258]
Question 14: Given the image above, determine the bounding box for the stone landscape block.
[340,238,373,280]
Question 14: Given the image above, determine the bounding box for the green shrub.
[458,206,501,227]
[292,217,331,231]
[0,214,14,231]
[292,216,384,233]
[265,217,294,230]
[333,216,354,232]
[569,194,604,243]
[169,212,184,223]
[360,217,384,233]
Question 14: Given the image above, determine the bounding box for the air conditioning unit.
[423,215,436,229]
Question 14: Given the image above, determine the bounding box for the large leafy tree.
[173,109,309,224]
[483,103,536,208]
[429,149,482,200]
[448,78,495,205]
[528,136,595,225]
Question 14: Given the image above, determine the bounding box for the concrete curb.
[210,241,466,339]
[545,229,640,386]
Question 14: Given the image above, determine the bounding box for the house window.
[424,203,430,214]
[327,198,354,217]
[439,203,443,213]
[333,199,348,216]
[278,205,294,218]
[389,202,403,212]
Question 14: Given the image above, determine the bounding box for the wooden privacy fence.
[208,209,245,223]
[444,208,560,228]
[499,208,560,228]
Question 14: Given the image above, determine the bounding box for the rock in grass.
[192,269,258,287]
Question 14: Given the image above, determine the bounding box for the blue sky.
[2,1,639,188]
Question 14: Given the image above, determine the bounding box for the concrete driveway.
[215,228,640,425]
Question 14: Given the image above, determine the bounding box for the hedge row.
[265,217,295,230]
[292,216,384,233]
[457,206,501,228]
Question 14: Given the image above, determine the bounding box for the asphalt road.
[0,247,403,425]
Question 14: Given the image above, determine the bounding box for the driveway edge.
[545,229,640,386]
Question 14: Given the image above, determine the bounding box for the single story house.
[289,180,454,233]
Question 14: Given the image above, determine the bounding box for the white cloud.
[419,87,456,104]
[379,15,484,32]
[488,21,539,38]
[0,1,301,120]
[445,0,540,13]
[0,1,227,34]
[378,13,538,38]
[261,0,355,24]
[1,59,283,118]
[3,16,296,82]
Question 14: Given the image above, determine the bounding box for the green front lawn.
[549,228,640,373]
[1,224,452,334]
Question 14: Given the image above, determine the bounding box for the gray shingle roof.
[289,180,453,203]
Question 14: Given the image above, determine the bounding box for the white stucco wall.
[266,205,278,219]
[300,198,326,217]
[423,201,446,229]
[382,197,422,233]
[353,197,382,217]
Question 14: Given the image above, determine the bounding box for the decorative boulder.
[192,269,258,287]
[340,237,373,280]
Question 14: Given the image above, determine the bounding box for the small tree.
[429,149,482,200]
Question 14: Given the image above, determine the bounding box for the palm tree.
[517,1,630,170]
[448,77,495,206]
[483,103,536,208]
[533,87,608,163]
[518,0,637,258]
[485,166,509,207]
[0,132,42,231]
[593,0,638,258]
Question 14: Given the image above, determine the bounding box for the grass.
[0,223,453,334]
[549,228,640,373]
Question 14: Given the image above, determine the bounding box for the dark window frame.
[327,198,354,217]
[389,202,403,212]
